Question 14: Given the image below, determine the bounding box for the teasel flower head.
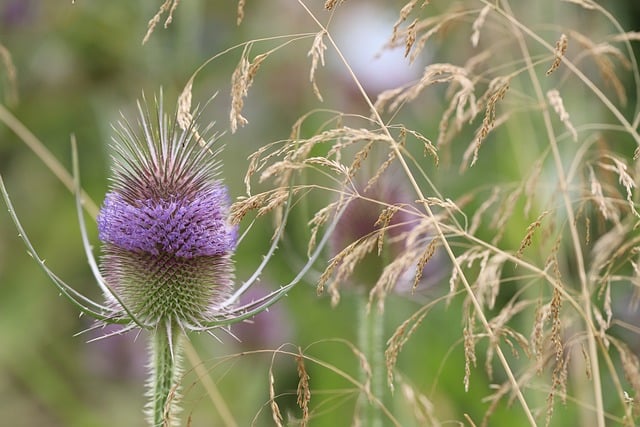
[95,93,238,426]
[97,95,237,331]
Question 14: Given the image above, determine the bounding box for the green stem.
[357,294,384,427]
[150,320,182,427]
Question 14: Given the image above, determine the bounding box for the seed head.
[96,95,237,330]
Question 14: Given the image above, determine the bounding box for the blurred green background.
[1,1,640,426]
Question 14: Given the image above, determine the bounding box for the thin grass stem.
[356,293,385,427]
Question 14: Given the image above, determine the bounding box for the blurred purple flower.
[332,175,447,294]
[333,179,413,255]
[2,0,35,27]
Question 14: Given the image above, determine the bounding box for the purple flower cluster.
[98,188,236,259]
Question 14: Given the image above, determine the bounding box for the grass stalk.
[357,293,385,427]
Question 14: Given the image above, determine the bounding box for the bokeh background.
[1,1,640,426]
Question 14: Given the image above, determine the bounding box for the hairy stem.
[149,320,182,427]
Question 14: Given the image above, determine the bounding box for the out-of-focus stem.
[357,294,384,427]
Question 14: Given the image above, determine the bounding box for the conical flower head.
[97,96,237,330]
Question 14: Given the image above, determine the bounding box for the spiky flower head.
[97,95,237,331]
